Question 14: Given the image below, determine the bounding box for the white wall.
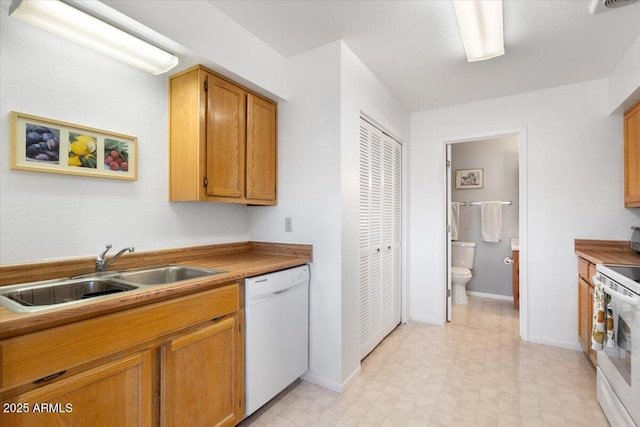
[339,42,410,386]
[410,79,640,349]
[248,41,344,391]
[451,136,519,297]
[608,34,640,114]
[248,41,409,391]
[0,10,249,265]
[102,0,289,102]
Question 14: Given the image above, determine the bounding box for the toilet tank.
[452,241,476,269]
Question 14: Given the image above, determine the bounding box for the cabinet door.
[207,75,246,199]
[1,350,152,427]
[578,277,591,353]
[625,100,640,207]
[246,94,277,203]
[161,314,243,427]
[587,284,598,365]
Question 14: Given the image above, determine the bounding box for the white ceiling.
[211,0,640,112]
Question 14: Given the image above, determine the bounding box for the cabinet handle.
[33,370,67,385]
[211,315,226,323]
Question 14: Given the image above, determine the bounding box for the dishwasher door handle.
[249,282,306,302]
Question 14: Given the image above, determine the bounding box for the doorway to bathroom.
[444,129,527,339]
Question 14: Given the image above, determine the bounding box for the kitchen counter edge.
[0,241,312,339]
[574,239,640,265]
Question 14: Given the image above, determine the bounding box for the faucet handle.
[97,244,112,261]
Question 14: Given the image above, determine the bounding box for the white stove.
[595,264,640,427]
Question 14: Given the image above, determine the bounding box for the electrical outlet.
[285,217,293,232]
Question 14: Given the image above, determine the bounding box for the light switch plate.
[285,217,293,232]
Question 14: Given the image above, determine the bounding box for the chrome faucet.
[95,244,135,272]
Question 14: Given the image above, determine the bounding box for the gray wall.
[451,136,519,297]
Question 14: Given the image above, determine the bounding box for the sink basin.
[110,265,225,286]
[0,279,138,313]
[0,265,224,313]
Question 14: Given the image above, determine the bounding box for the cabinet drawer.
[0,283,239,391]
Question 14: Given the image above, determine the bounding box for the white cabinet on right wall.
[359,117,402,359]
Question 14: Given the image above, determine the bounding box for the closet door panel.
[392,141,402,324]
[369,124,383,351]
[359,123,371,352]
[381,137,394,336]
[359,118,402,359]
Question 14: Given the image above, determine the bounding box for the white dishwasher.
[244,265,310,416]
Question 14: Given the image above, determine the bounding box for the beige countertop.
[0,242,311,339]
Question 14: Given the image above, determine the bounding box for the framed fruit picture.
[9,111,137,181]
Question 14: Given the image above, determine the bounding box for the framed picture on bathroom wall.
[455,168,483,189]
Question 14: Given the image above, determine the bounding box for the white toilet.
[451,241,476,305]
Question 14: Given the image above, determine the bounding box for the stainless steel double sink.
[0,265,225,313]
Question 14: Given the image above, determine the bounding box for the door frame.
[442,127,528,341]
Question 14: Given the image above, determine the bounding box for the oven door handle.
[594,275,640,307]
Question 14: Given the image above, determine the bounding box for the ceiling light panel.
[9,0,179,75]
[453,0,505,62]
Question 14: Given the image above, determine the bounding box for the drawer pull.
[212,315,226,323]
[33,370,66,384]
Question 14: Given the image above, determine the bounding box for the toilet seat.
[451,267,471,278]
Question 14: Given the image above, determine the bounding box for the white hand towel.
[481,202,502,243]
[451,202,460,241]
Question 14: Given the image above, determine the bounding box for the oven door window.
[605,295,633,386]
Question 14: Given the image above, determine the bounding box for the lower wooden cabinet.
[161,314,243,427]
[0,283,244,427]
[577,257,597,366]
[1,350,153,427]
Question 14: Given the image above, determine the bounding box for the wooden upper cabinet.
[247,94,277,202]
[169,65,277,205]
[207,76,246,199]
[625,100,640,208]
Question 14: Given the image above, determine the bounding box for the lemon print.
[75,135,94,143]
[69,155,82,167]
[70,140,89,156]
[70,136,96,156]
[593,331,604,344]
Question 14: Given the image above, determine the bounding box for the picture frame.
[455,168,483,189]
[10,111,137,181]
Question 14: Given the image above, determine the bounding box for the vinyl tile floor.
[238,296,609,426]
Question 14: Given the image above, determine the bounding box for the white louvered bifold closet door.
[359,117,402,359]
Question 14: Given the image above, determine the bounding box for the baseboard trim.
[342,366,361,391]
[527,335,583,351]
[300,372,344,393]
[467,291,514,301]
[409,315,446,326]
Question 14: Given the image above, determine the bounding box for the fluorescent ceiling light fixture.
[453,0,504,62]
[9,0,179,75]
